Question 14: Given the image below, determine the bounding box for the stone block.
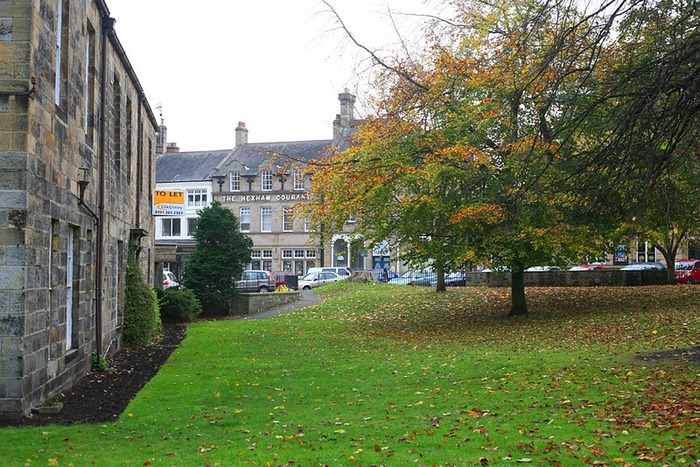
[0,190,25,209]
[4,245,23,265]
[0,265,22,289]
[0,315,23,336]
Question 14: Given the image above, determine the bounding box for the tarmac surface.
[235,288,323,320]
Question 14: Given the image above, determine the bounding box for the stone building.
[0,0,158,420]
[154,92,396,277]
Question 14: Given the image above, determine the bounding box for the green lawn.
[3,282,699,466]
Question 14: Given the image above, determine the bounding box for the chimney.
[165,142,179,153]
[338,91,355,122]
[235,121,248,147]
[156,122,167,154]
[334,92,356,140]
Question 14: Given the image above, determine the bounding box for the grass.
[2,282,699,466]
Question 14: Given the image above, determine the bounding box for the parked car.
[525,266,562,272]
[163,271,179,289]
[298,271,341,290]
[272,271,297,288]
[306,267,352,279]
[621,262,666,271]
[569,264,604,271]
[675,259,700,284]
[429,272,467,287]
[480,266,510,273]
[236,270,275,293]
[369,268,399,282]
[388,270,434,286]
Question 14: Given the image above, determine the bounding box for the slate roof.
[156,150,232,183]
[218,140,333,174]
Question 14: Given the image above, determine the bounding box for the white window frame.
[240,207,251,232]
[293,169,305,191]
[261,206,272,232]
[161,218,182,237]
[187,189,208,207]
[282,206,294,232]
[230,171,241,192]
[261,170,273,191]
[55,0,63,106]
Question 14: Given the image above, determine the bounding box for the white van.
[306,267,352,279]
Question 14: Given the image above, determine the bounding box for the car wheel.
[259,286,269,293]
[303,285,312,290]
[687,277,694,284]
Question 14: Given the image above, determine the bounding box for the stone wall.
[463,270,668,287]
[0,0,158,419]
[230,292,301,316]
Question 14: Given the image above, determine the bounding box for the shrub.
[159,288,203,323]
[123,262,161,346]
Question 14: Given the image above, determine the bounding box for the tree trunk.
[435,267,446,292]
[509,269,527,316]
[655,244,678,284]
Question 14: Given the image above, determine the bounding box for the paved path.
[236,289,323,320]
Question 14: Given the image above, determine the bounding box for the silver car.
[298,271,341,290]
[236,270,275,293]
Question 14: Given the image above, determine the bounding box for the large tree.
[307,0,700,315]
[183,201,253,315]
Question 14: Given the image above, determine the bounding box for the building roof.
[156,150,232,183]
[219,140,333,173]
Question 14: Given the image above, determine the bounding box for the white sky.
[107,0,436,152]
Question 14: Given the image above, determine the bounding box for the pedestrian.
[381,267,389,282]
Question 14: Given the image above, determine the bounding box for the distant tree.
[310,0,700,315]
[183,201,253,315]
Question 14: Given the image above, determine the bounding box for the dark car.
[675,259,700,284]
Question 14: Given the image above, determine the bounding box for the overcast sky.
[106,0,435,152]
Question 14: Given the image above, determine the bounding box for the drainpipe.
[95,16,115,358]
[136,94,144,228]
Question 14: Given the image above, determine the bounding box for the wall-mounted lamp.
[77,167,99,224]
[78,167,90,203]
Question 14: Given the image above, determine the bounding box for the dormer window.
[230,171,240,192]
[262,170,273,191]
[293,169,305,191]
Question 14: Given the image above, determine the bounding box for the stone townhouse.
[0,0,158,420]
[155,93,395,278]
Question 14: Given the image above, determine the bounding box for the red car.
[272,271,296,287]
[675,259,700,284]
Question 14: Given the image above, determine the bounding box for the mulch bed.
[2,325,186,427]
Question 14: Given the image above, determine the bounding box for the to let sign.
[153,190,185,216]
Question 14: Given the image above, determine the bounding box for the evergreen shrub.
[123,262,161,346]
[159,288,203,323]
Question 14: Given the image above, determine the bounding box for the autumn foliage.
[305,0,700,315]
